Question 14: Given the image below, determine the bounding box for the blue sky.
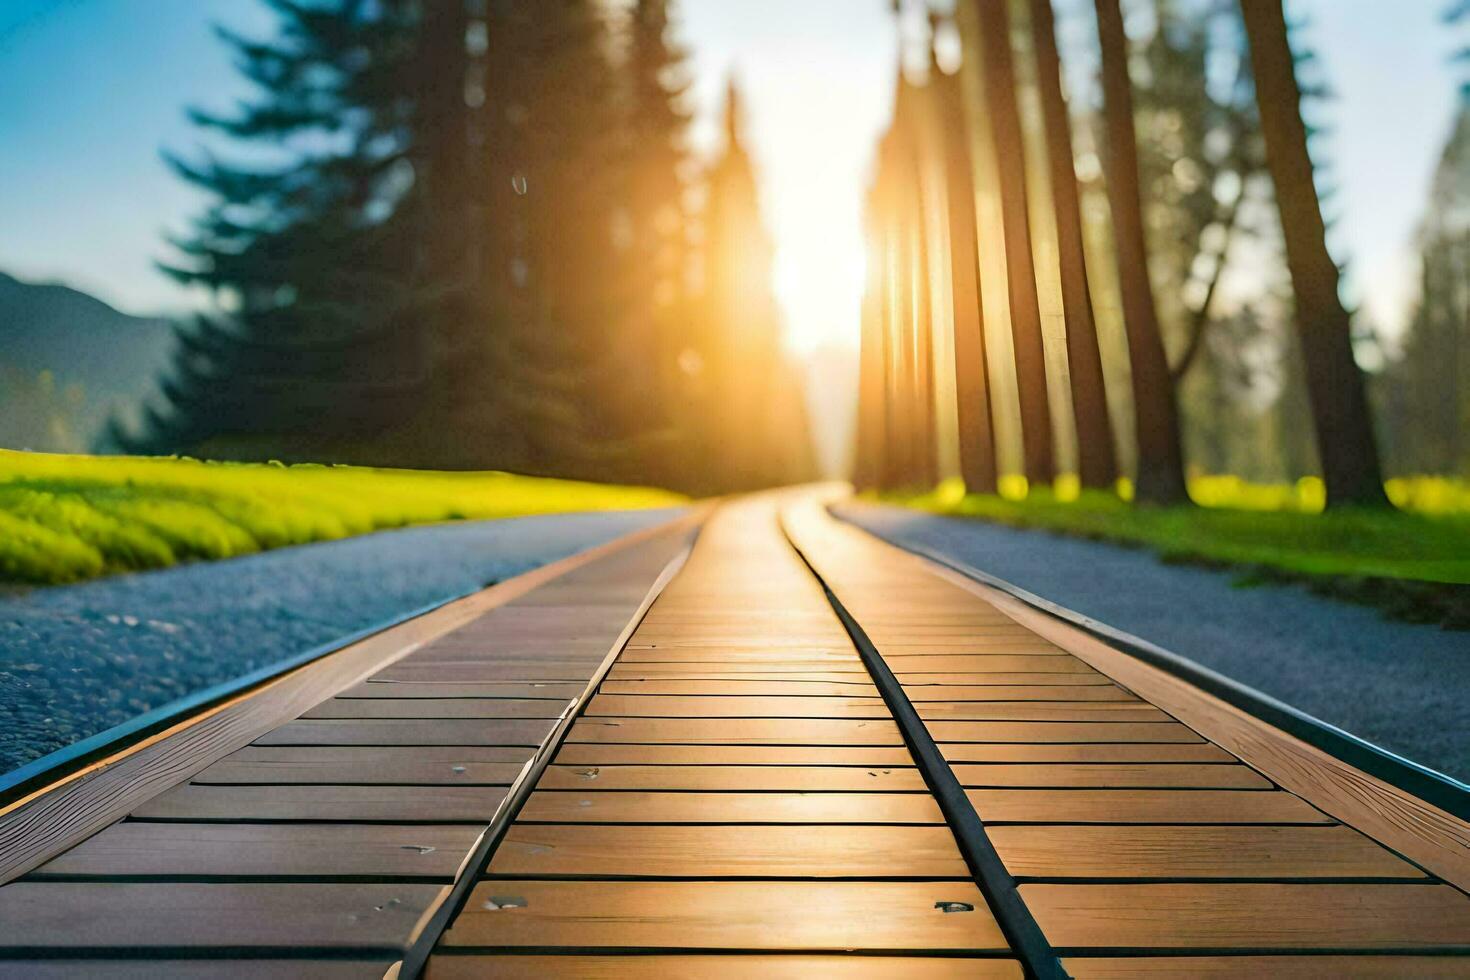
[0,0,1463,349]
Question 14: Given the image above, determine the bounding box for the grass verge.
[0,449,685,586]
[886,476,1470,627]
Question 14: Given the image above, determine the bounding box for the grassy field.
[0,450,684,585]
[892,475,1470,587]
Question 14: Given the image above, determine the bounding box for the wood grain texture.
[132,783,509,823]
[1063,956,1470,978]
[566,718,904,746]
[339,681,586,699]
[32,822,482,879]
[0,881,446,950]
[925,720,1204,743]
[585,695,891,718]
[0,962,390,979]
[989,825,1422,879]
[966,789,1333,824]
[599,680,880,696]
[194,746,529,786]
[485,824,968,877]
[534,764,927,792]
[551,744,919,767]
[1022,882,1470,949]
[426,954,1022,978]
[515,791,944,824]
[939,742,1235,764]
[254,719,557,747]
[303,698,572,720]
[951,763,1269,788]
[442,880,1007,950]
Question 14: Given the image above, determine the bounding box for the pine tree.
[623,0,693,439]
[129,0,432,459]
[698,79,815,489]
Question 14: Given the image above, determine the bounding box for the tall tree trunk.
[910,169,941,489]
[1028,0,1117,489]
[1239,0,1388,507]
[935,60,999,493]
[855,205,889,489]
[971,0,1054,487]
[1093,0,1190,504]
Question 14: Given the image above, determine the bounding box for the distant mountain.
[0,271,176,453]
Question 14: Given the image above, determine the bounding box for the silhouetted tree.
[1027,0,1116,489]
[624,0,693,434]
[1093,0,1190,503]
[1240,0,1388,506]
[134,0,431,458]
[971,0,1054,487]
[699,80,815,490]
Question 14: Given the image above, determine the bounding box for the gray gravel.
[836,502,1470,782]
[0,509,681,777]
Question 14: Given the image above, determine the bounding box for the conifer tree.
[130,0,432,458]
[624,0,693,437]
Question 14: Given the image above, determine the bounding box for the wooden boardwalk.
[1,491,1467,977]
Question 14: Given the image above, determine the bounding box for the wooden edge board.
[828,500,1470,891]
[0,505,709,886]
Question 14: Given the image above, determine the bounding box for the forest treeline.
[857,0,1470,506]
[115,0,815,494]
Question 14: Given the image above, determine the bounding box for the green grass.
[890,475,1470,586]
[0,449,685,585]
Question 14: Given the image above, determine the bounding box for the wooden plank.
[586,695,890,718]
[606,668,871,682]
[0,881,446,950]
[33,823,481,879]
[940,743,1235,764]
[442,881,1007,950]
[916,704,1170,722]
[989,825,1422,879]
[885,656,1099,673]
[303,698,571,720]
[599,679,881,696]
[340,681,585,699]
[899,673,1108,686]
[485,824,968,877]
[966,790,1333,824]
[1064,956,1470,978]
[926,720,1204,743]
[567,718,905,746]
[606,662,871,677]
[373,665,618,682]
[946,559,1470,889]
[255,719,556,747]
[552,744,918,767]
[195,746,529,785]
[0,515,695,885]
[132,784,508,823]
[1022,883,1470,949]
[535,764,928,792]
[427,954,1023,978]
[515,792,944,824]
[951,763,1270,789]
[905,686,1137,702]
[0,961,389,979]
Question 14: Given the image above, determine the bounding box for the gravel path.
[0,509,682,776]
[836,502,1470,782]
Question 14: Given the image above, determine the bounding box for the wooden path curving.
[0,490,1467,978]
